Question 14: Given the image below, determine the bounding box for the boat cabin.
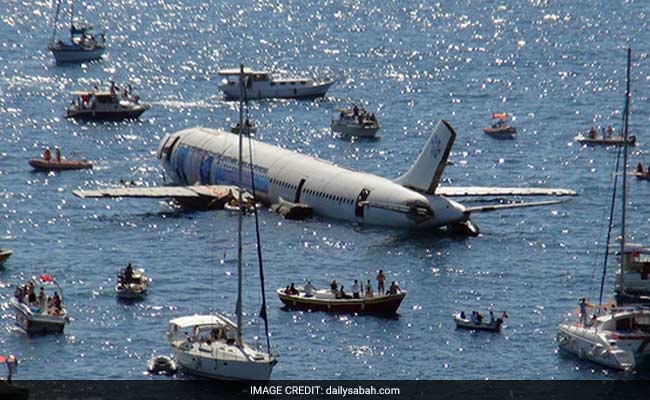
[218,68,272,86]
[618,244,650,293]
[596,308,650,334]
[168,315,238,345]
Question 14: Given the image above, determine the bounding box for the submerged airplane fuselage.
[157,125,466,229]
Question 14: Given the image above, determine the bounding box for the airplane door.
[294,178,306,203]
[355,189,371,218]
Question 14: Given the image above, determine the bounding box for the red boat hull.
[278,291,406,314]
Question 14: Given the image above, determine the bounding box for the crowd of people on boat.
[587,125,615,139]
[13,280,63,316]
[339,104,377,125]
[459,310,507,325]
[283,269,403,299]
[42,147,61,162]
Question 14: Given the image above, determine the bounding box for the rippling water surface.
[2,0,650,380]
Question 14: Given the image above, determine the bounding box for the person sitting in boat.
[303,281,315,298]
[365,280,373,298]
[43,148,51,161]
[460,311,466,320]
[476,312,483,324]
[13,286,23,303]
[352,280,361,299]
[289,283,299,296]
[589,126,597,139]
[489,311,496,324]
[124,263,134,283]
[607,125,614,138]
[283,285,291,295]
[28,287,37,305]
[387,281,401,295]
[338,285,352,299]
[353,104,359,117]
[330,280,338,294]
[53,291,62,309]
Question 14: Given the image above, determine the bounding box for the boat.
[29,158,92,171]
[115,266,148,300]
[483,113,516,139]
[218,67,335,100]
[575,131,636,146]
[277,287,405,314]
[48,1,106,64]
[557,49,650,371]
[65,84,150,120]
[0,249,12,267]
[331,106,380,138]
[557,306,650,371]
[147,355,177,375]
[10,274,68,334]
[453,312,504,332]
[168,65,277,381]
[230,119,257,134]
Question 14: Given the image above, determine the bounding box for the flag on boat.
[492,113,507,120]
[40,273,54,282]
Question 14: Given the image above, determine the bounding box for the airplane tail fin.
[394,120,456,194]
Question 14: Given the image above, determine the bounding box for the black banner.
[1,380,649,400]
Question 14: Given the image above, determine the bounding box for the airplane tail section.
[394,120,456,194]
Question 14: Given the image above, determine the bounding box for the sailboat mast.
[620,48,632,288]
[70,0,74,33]
[51,0,63,44]
[235,64,245,346]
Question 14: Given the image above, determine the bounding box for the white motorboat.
[66,85,150,120]
[331,107,380,138]
[0,249,12,267]
[169,66,277,381]
[115,267,148,300]
[48,1,106,64]
[453,313,504,332]
[10,274,68,334]
[557,306,650,370]
[168,315,275,380]
[557,49,650,371]
[218,68,335,100]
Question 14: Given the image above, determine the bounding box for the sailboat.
[557,49,650,371]
[48,0,106,64]
[166,65,277,380]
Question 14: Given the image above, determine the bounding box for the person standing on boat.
[43,147,51,161]
[330,280,338,294]
[5,355,17,384]
[376,270,386,295]
[352,280,360,299]
[289,283,299,296]
[607,125,614,138]
[304,281,315,298]
[637,162,644,174]
[578,297,593,326]
[54,147,61,162]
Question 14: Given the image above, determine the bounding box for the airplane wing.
[463,199,566,214]
[72,185,248,210]
[72,185,240,199]
[436,186,576,197]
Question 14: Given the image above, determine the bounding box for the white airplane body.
[141,120,574,234]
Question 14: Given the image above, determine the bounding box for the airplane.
[73,120,575,236]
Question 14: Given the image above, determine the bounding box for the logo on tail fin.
[394,120,456,194]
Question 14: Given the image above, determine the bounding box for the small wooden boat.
[575,134,636,146]
[147,355,177,375]
[0,249,12,266]
[453,313,503,332]
[115,267,148,300]
[277,288,406,314]
[633,172,650,181]
[29,158,93,171]
[484,113,516,139]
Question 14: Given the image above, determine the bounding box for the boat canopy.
[218,68,269,76]
[492,113,507,120]
[169,314,236,329]
[70,90,113,96]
